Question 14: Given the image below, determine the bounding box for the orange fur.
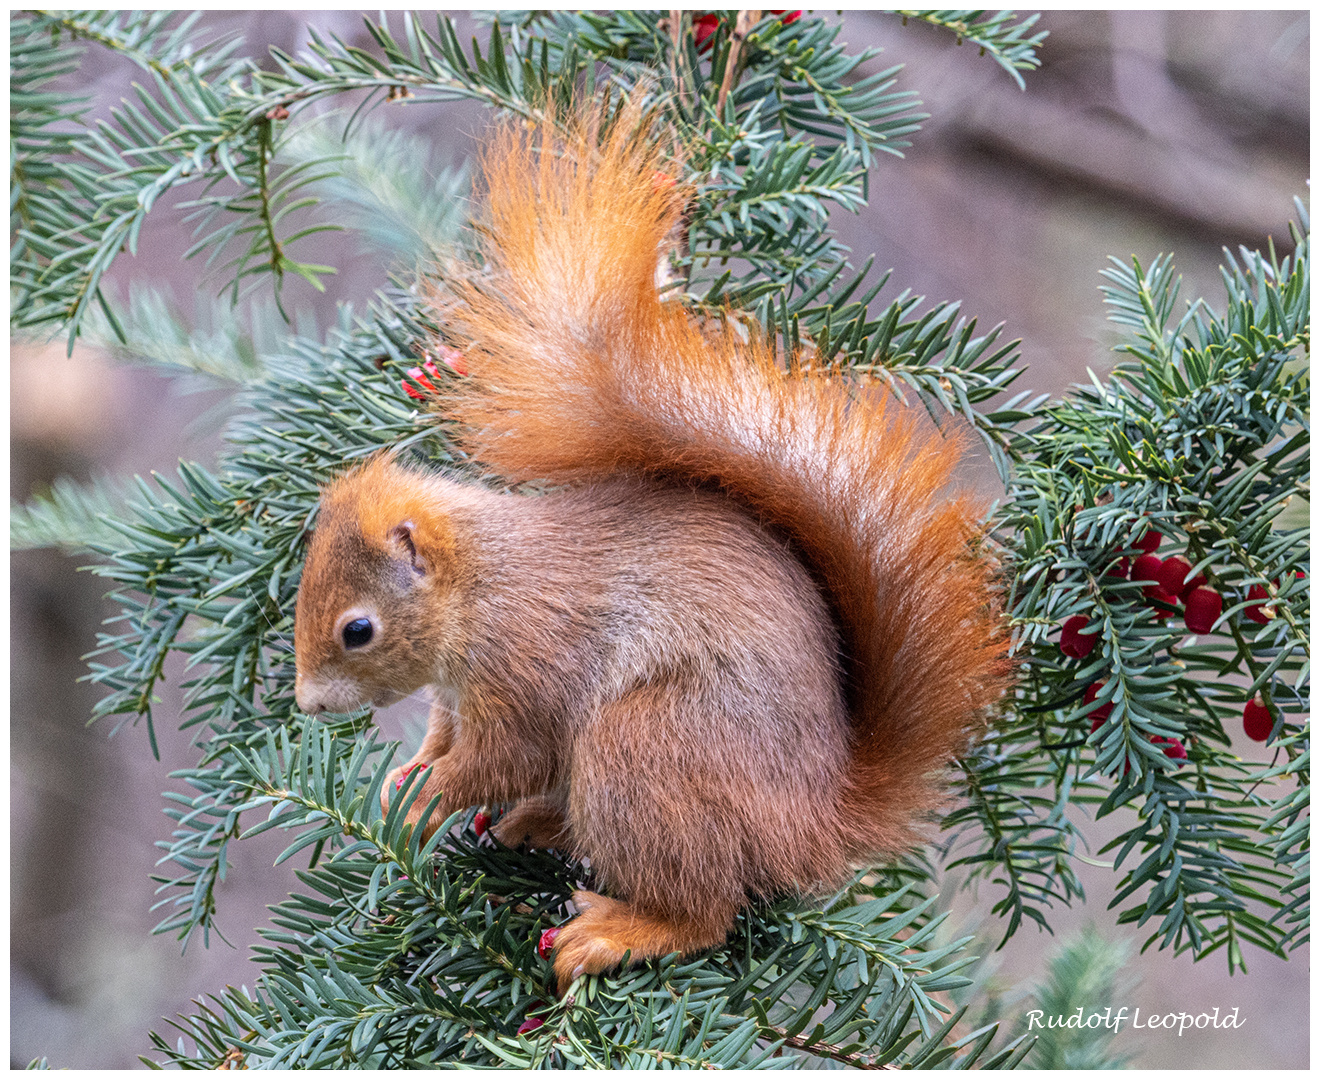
[293,100,1008,996]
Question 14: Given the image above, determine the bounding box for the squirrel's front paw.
[491,795,569,850]
[380,760,427,815]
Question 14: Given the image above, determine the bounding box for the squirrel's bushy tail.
[435,102,1008,857]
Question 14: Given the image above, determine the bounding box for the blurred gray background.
[11,10,1309,1069]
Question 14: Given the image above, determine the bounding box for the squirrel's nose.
[294,672,366,715]
[294,673,324,715]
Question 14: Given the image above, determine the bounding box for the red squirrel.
[293,102,1008,994]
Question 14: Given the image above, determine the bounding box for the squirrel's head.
[293,457,461,715]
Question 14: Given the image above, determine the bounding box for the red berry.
[1119,735,1186,775]
[1151,735,1187,762]
[395,761,424,790]
[1243,584,1271,624]
[1156,556,1192,597]
[1135,529,1162,555]
[1132,555,1177,615]
[1084,681,1112,732]
[651,170,676,193]
[1105,555,1131,579]
[1146,585,1178,618]
[1243,697,1273,742]
[473,810,491,836]
[537,926,561,960]
[517,1015,544,1036]
[1244,572,1305,624]
[403,360,441,400]
[1131,554,1165,593]
[1131,552,1175,617]
[770,9,802,23]
[1060,615,1098,659]
[693,13,720,49]
[1183,587,1222,634]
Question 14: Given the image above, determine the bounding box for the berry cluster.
[1060,527,1299,753]
[1124,529,1217,632]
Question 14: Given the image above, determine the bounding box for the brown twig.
[717,10,761,114]
[767,1025,901,1069]
[668,9,686,112]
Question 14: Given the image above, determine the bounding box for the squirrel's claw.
[550,893,631,995]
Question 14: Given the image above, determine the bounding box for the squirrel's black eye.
[342,618,374,649]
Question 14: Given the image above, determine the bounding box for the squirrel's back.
[432,101,1008,859]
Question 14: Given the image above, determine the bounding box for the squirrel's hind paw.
[551,892,640,995]
[550,890,733,996]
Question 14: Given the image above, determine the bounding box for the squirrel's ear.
[388,521,427,576]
